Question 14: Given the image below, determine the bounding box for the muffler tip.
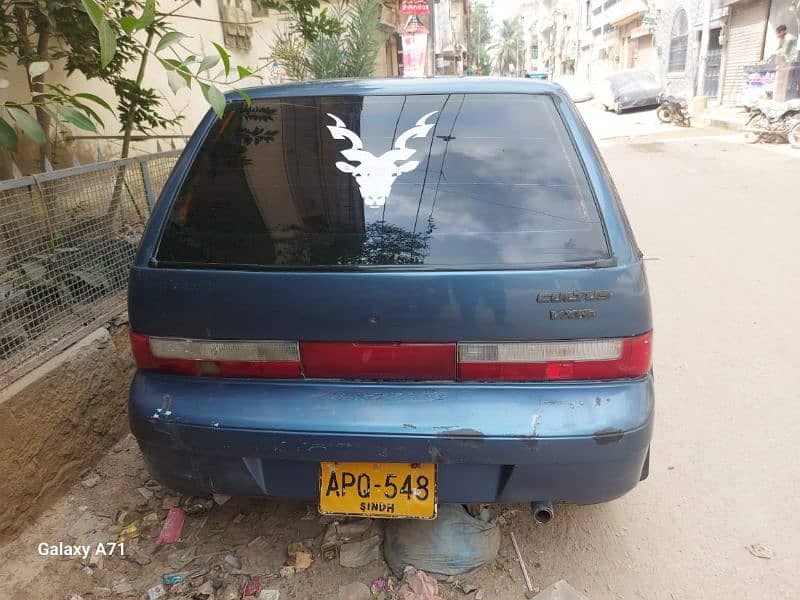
[531,500,554,525]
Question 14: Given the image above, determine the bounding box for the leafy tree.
[257,0,343,42]
[492,17,524,76]
[468,1,493,75]
[0,0,127,165]
[0,0,343,162]
[347,218,435,266]
[271,0,385,81]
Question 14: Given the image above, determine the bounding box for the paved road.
[545,117,799,598]
[576,101,669,140]
[2,114,798,600]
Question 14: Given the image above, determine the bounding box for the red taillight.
[129,332,301,378]
[130,332,651,382]
[301,342,456,380]
[457,332,652,382]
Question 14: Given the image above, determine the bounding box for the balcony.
[605,0,648,25]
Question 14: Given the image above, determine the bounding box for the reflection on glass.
[157,94,608,268]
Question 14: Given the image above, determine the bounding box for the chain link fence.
[0,151,180,386]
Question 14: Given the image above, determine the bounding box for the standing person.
[776,25,798,63]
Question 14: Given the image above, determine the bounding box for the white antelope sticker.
[326,111,438,208]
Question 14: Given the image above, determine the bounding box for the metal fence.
[0,150,180,387]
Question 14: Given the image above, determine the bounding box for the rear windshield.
[156,93,608,269]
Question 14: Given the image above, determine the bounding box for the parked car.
[555,75,594,103]
[128,78,653,521]
[596,69,664,114]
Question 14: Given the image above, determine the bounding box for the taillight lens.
[130,332,651,382]
[130,333,301,378]
[457,332,652,381]
[301,342,456,380]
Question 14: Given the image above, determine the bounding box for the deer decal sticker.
[326,111,438,208]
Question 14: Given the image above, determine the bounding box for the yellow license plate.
[319,462,437,519]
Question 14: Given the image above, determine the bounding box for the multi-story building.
[577,0,659,84]
[1,1,405,172]
[516,0,580,78]
[653,0,797,105]
[433,0,471,75]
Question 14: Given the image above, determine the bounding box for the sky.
[486,0,521,24]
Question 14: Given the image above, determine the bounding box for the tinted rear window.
[156,94,608,269]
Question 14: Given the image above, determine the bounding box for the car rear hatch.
[129,89,651,382]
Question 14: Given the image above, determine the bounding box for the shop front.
[720,0,799,104]
[765,0,800,100]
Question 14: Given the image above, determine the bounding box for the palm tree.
[491,18,524,76]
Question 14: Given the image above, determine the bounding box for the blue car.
[128,78,653,521]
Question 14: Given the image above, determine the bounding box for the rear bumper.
[129,373,654,505]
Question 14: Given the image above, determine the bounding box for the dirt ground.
[0,324,133,542]
[0,434,556,600]
[2,114,800,600]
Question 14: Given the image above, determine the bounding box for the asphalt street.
[548,104,800,598]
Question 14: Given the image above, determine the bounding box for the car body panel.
[596,70,664,112]
[128,264,650,342]
[131,372,653,503]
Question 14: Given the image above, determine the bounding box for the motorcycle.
[657,95,691,127]
[744,99,800,147]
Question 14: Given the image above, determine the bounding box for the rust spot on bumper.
[438,428,485,448]
[593,427,624,445]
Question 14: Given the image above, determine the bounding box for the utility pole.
[477,17,481,73]
[428,0,438,76]
[696,0,713,97]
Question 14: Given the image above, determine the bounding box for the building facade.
[580,0,660,85]
[509,0,798,105]
[1,1,404,174]
[433,0,471,74]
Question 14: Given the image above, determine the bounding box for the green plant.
[469,1,494,75]
[1,0,343,158]
[271,0,386,81]
[491,17,524,75]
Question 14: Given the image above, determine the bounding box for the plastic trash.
[384,504,500,579]
[340,535,381,568]
[154,507,185,548]
[147,584,166,600]
[395,566,443,600]
[162,572,184,585]
[117,521,139,543]
[287,541,313,570]
[243,576,261,596]
[224,554,242,569]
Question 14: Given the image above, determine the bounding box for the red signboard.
[400,0,430,16]
[402,31,428,77]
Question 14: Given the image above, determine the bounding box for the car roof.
[227,77,567,101]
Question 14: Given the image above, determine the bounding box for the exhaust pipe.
[531,500,554,525]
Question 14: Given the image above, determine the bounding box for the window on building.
[251,0,268,17]
[585,1,591,28]
[668,9,689,72]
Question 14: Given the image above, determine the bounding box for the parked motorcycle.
[790,121,800,149]
[744,99,800,146]
[657,95,691,127]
